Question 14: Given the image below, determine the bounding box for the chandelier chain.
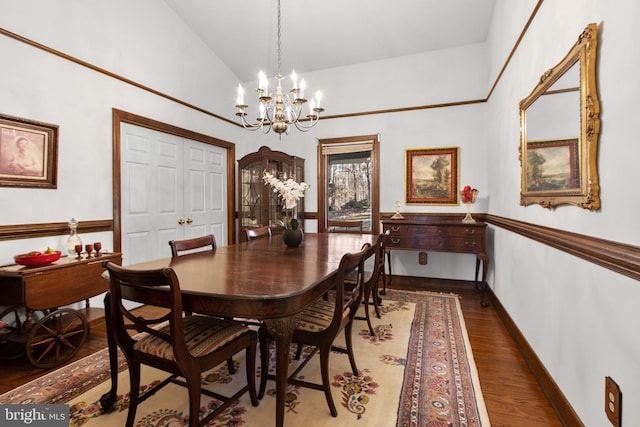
[277,0,282,76]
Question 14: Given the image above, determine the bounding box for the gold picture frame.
[405,147,459,205]
[0,113,58,188]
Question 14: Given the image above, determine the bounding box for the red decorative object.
[460,185,478,203]
[460,186,479,223]
[14,251,62,266]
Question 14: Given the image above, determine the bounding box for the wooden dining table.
[99,232,374,427]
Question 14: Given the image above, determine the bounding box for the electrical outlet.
[605,376,621,427]
[418,251,427,265]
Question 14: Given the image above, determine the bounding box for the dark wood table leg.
[99,293,118,412]
[264,314,301,427]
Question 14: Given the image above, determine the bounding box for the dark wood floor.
[0,276,562,426]
[388,276,562,427]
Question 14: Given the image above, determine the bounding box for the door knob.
[178,218,185,225]
[186,218,193,224]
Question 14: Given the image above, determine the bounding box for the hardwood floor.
[0,276,562,426]
[387,276,563,427]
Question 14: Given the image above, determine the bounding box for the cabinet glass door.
[240,160,262,227]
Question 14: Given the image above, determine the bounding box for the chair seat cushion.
[297,299,336,332]
[134,315,249,360]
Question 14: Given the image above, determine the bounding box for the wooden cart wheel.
[0,305,26,361]
[26,308,88,369]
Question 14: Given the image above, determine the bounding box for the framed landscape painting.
[524,138,579,192]
[0,114,58,188]
[405,146,459,205]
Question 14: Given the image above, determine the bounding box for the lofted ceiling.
[163,0,496,83]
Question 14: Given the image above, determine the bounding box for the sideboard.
[382,216,488,306]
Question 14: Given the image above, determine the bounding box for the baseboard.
[486,288,584,427]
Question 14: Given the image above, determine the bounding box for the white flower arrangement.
[262,170,310,230]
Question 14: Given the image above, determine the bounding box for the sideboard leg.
[475,256,489,307]
[381,249,392,295]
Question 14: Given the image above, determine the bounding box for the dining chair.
[168,234,216,257]
[244,226,272,241]
[258,243,370,417]
[169,234,244,370]
[347,231,390,335]
[102,261,258,427]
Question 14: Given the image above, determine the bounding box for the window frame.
[317,134,380,234]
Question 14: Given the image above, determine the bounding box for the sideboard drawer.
[387,235,484,253]
[386,224,444,236]
[383,220,486,253]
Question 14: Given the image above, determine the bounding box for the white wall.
[488,0,640,425]
[1,1,639,425]
[0,0,244,263]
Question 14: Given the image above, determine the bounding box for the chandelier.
[234,0,324,135]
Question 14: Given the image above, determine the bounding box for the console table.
[382,217,489,306]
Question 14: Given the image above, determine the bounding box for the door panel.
[184,141,227,246]
[121,124,182,265]
[121,124,227,265]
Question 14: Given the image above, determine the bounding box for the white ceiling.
[163,0,496,83]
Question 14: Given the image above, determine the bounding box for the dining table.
[99,232,375,427]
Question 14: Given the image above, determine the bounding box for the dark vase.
[282,229,304,248]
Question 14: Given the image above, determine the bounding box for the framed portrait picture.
[0,114,58,188]
[405,146,459,205]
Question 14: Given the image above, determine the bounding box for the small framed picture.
[405,146,459,205]
[0,114,58,188]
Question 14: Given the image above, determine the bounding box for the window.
[317,135,380,234]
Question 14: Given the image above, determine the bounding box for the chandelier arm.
[292,117,320,131]
[238,112,272,132]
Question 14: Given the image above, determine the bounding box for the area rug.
[0,290,490,426]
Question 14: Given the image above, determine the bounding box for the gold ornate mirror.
[519,23,600,209]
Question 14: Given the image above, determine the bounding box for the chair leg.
[227,357,236,374]
[363,293,375,336]
[344,321,359,375]
[372,282,382,318]
[125,363,141,427]
[319,345,338,417]
[186,374,202,427]
[294,343,303,360]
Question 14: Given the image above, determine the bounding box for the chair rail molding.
[485,214,640,282]
[0,220,113,241]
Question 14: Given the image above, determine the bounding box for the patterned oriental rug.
[0,290,490,426]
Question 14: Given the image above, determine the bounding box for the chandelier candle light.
[235,0,324,135]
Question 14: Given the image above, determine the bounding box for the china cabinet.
[238,146,305,234]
